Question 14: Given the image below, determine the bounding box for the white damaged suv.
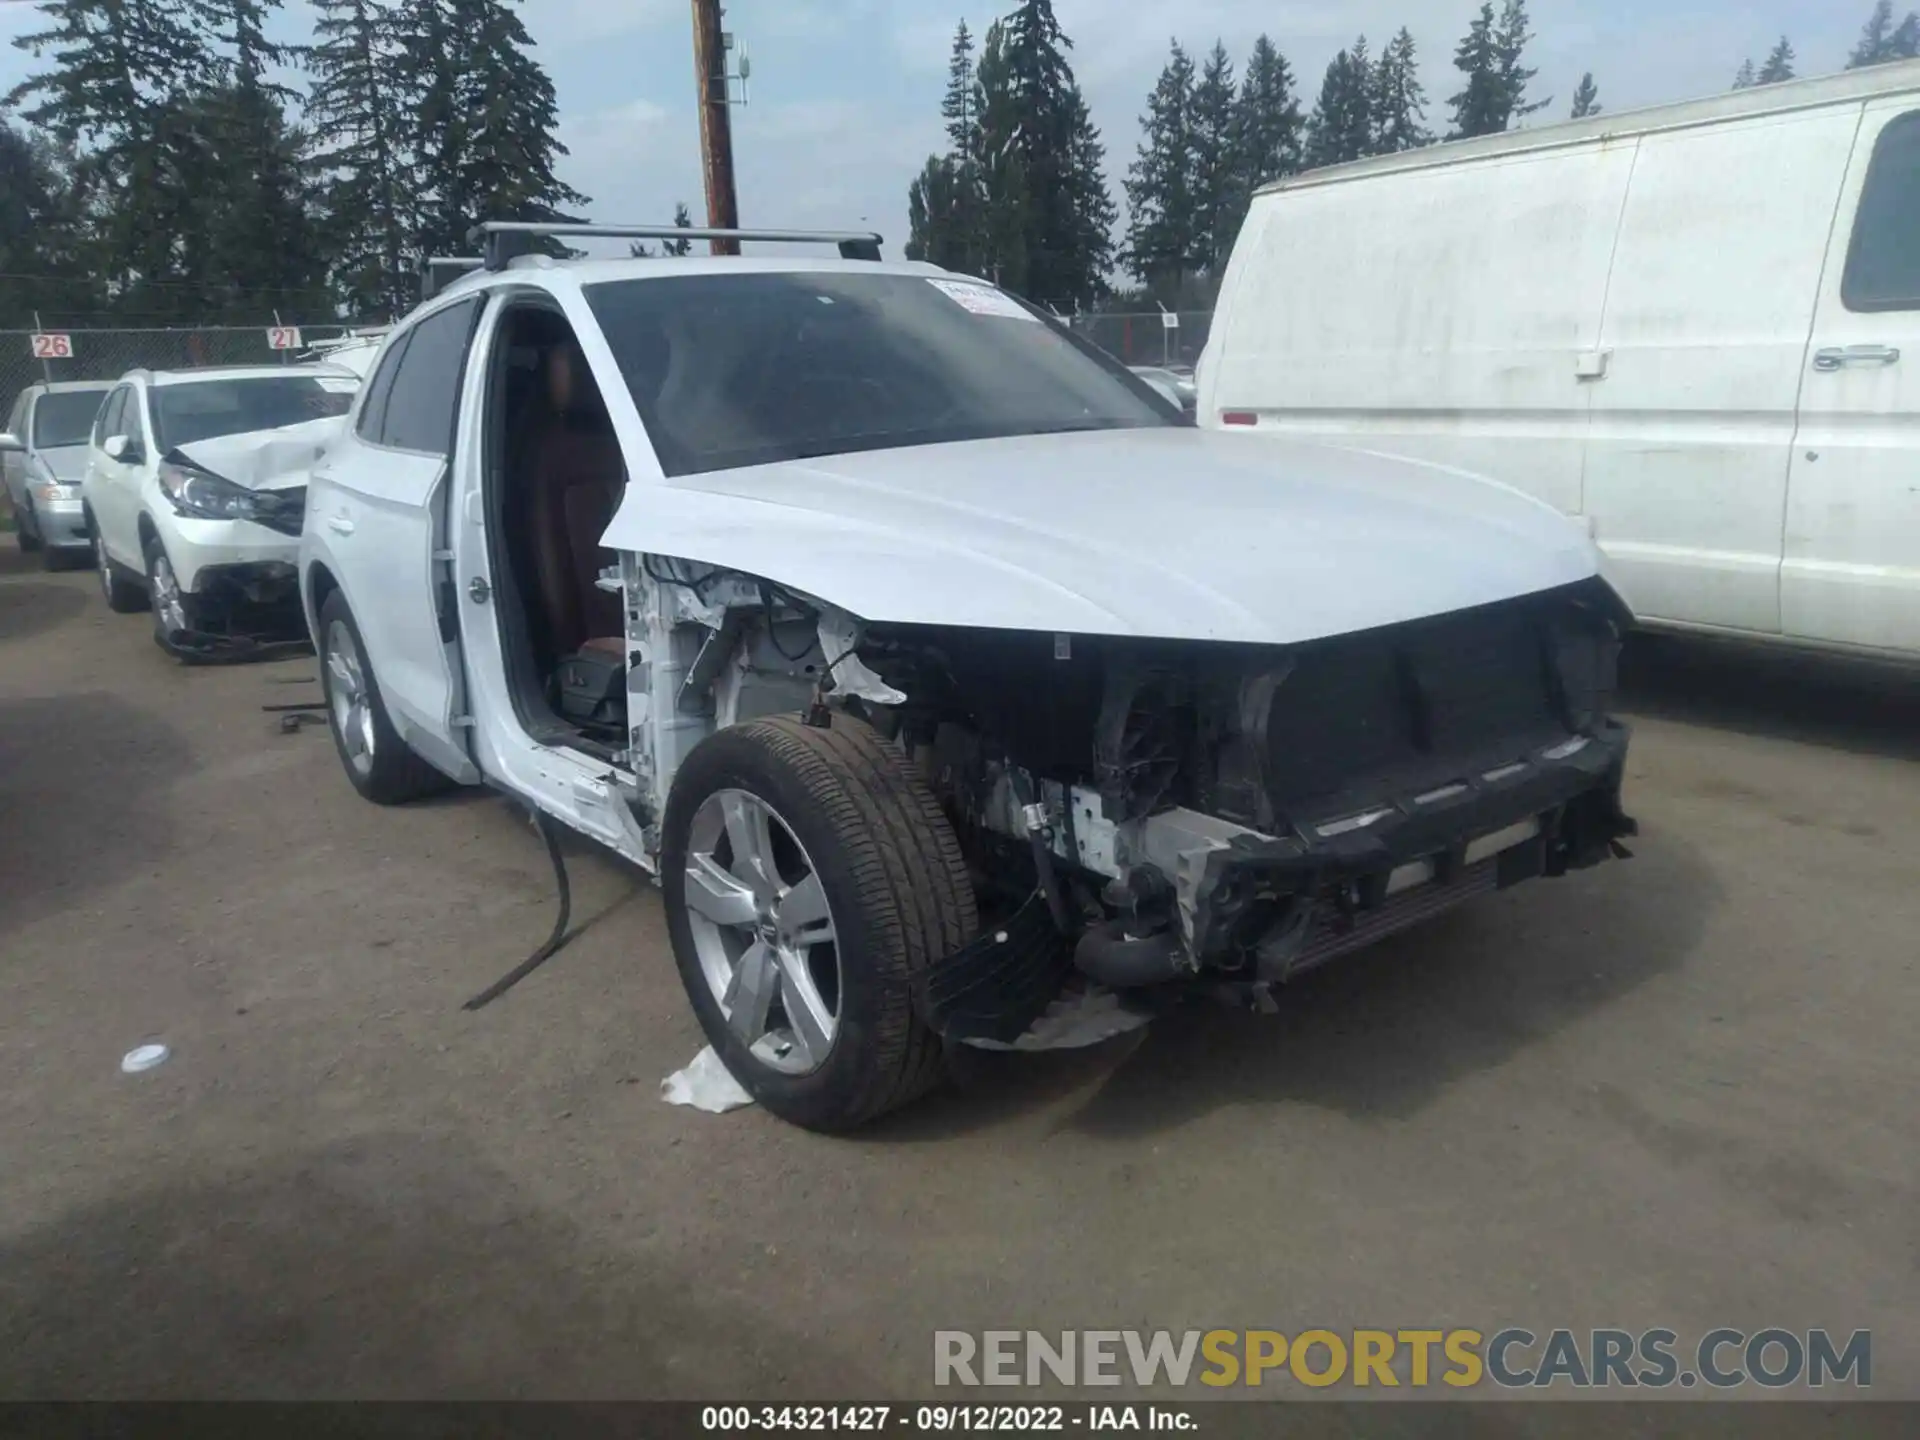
[301,223,1638,1131]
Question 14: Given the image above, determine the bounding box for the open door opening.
[480,302,631,761]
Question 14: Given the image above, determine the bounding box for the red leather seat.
[526,342,625,658]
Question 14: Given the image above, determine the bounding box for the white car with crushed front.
[300,222,1639,1132]
[82,365,360,660]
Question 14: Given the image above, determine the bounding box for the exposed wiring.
[759,580,822,663]
[462,807,574,1011]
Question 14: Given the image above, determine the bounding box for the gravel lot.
[2,542,1916,1407]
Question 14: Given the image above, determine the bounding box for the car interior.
[485,305,632,757]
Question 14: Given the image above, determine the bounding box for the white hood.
[172,416,347,494]
[603,428,1606,645]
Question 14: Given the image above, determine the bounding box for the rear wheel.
[15,505,41,552]
[316,588,453,805]
[94,523,145,613]
[661,715,978,1132]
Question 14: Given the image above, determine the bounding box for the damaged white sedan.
[301,223,1638,1131]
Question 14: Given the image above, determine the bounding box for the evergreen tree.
[1848,2,1920,67]
[1448,4,1504,137]
[974,20,1028,292]
[665,201,695,256]
[991,0,1113,306]
[1570,72,1601,118]
[1492,0,1550,125]
[1732,58,1757,90]
[1449,0,1546,138]
[1757,37,1798,83]
[306,0,424,317]
[1190,42,1238,274]
[1123,40,1196,288]
[1231,35,1304,194]
[407,0,588,262]
[1305,39,1373,169]
[191,1,331,320]
[1371,27,1431,155]
[942,19,979,157]
[937,19,986,274]
[0,122,99,325]
[6,0,224,316]
[906,155,960,265]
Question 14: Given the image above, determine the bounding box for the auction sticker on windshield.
[927,278,1039,321]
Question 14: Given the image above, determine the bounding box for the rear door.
[1583,105,1861,635]
[1782,98,1920,657]
[311,297,485,780]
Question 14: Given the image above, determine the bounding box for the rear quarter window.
[1843,110,1920,313]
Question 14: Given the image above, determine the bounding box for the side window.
[378,298,482,455]
[355,330,412,443]
[95,387,127,443]
[1843,110,1920,313]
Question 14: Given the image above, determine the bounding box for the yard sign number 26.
[30,333,74,360]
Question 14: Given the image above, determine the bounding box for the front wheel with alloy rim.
[144,533,203,661]
[316,589,454,805]
[661,715,979,1132]
[94,524,146,613]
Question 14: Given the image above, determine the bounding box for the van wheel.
[94,526,145,613]
[316,589,453,805]
[15,507,42,552]
[661,715,979,1132]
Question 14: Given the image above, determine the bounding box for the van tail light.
[1221,410,1258,427]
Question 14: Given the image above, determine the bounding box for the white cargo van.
[1200,60,1920,663]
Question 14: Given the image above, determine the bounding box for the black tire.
[143,531,205,662]
[43,543,87,572]
[316,588,454,805]
[94,523,146,613]
[661,715,979,1132]
[15,506,42,552]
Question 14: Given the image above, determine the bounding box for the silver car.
[2,380,113,568]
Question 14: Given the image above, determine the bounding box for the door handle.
[326,515,355,536]
[1813,345,1901,372]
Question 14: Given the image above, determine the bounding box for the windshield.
[32,390,110,449]
[151,376,357,451]
[584,271,1173,476]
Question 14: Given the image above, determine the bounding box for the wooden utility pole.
[690,0,740,255]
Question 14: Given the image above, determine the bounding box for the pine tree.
[1448,5,1503,137]
[191,1,331,321]
[1492,0,1550,126]
[306,0,424,317]
[1450,0,1546,138]
[906,155,959,265]
[1757,37,1798,83]
[665,201,695,256]
[6,0,224,315]
[0,122,99,324]
[942,19,978,157]
[937,19,986,274]
[1732,58,1757,90]
[408,0,589,262]
[1570,72,1601,118]
[1189,43,1238,275]
[1305,39,1374,169]
[1371,28,1431,155]
[1232,36,1303,193]
[1123,41,1195,289]
[1848,2,1920,67]
[980,1,1113,306]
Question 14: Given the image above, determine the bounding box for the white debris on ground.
[962,983,1154,1053]
[661,1045,754,1113]
[120,1044,170,1074]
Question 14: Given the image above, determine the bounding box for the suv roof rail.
[420,255,486,302]
[468,221,885,270]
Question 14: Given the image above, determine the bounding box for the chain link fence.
[1068,311,1213,368]
[2,325,364,420]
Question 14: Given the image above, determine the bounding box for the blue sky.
[0,0,1889,261]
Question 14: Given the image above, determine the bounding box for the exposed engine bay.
[618,556,1638,1047]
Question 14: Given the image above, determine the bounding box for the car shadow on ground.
[0,1131,871,1401]
[1619,631,1920,763]
[874,827,1719,1143]
[0,693,191,942]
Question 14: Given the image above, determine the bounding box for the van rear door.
[1783,98,1920,658]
